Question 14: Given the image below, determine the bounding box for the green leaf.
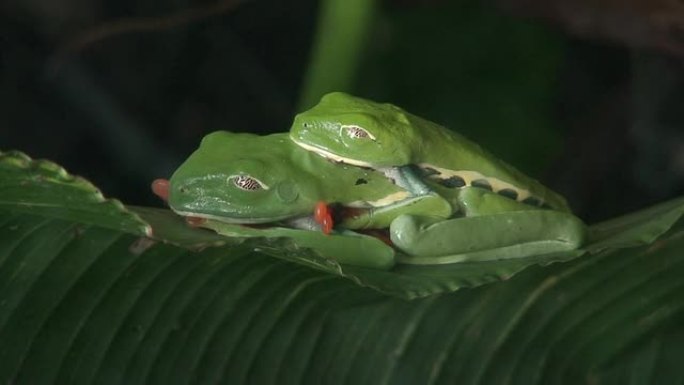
[1,151,684,383]
[586,196,684,251]
[136,202,684,299]
[0,151,150,237]
[0,211,683,384]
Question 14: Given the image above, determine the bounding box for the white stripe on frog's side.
[171,209,293,224]
[347,190,412,208]
[418,163,547,207]
[291,138,376,168]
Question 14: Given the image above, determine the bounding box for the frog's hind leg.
[390,210,586,264]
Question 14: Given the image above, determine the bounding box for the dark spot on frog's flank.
[541,203,552,209]
[355,178,368,185]
[406,164,427,177]
[417,166,441,177]
[471,179,492,191]
[522,197,542,207]
[439,175,466,188]
[497,188,518,200]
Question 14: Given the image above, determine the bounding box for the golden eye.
[231,175,268,191]
[342,125,374,140]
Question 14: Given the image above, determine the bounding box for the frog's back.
[405,113,571,212]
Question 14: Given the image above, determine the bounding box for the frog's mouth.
[169,209,302,226]
[153,178,392,244]
[178,202,391,245]
[154,178,319,228]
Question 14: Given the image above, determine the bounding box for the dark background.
[1,0,683,223]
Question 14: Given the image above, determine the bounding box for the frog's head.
[290,92,418,168]
[168,132,319,224]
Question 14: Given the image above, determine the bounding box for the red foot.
[314,201,333,235]
[151,179,170,202]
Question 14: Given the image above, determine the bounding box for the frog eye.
[342,125,375,140]
[230,175,269,191]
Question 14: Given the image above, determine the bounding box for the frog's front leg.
[340,191,453,229]
[390,188,586,264]
[202,220,397,269]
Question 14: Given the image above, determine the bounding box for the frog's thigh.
[390,211,586,263]
[455,186,536,216]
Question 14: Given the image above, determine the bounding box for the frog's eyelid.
[341,125,376,140]
[229,174,270,191]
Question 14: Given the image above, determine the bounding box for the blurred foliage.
[352,2,566,175]
[298,0,377,110]
[0,0,682,219]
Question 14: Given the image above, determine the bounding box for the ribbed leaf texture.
[1,150,683,384]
